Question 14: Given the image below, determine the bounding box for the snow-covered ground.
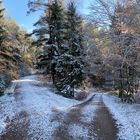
[103,94,140,140]
[0,75,81,138]
[81,95,99,123]
[0,95,21,134]
[69,124,90,139]
[1,75,140,140]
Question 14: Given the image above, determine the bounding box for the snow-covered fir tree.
[65,1,84,57]
[51,1,84,97]
[59,1,84,96]
[33,0,85,97]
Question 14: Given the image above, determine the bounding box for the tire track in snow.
[53,94,119,140]
[53,95,97,140]
[88,94,119,140]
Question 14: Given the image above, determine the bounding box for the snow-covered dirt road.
[0,75,139,140]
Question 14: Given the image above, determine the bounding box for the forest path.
[53,94,118,140]
[0,75,118,140]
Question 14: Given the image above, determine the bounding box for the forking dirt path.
[0,75,119,140]
[53,94,119,140]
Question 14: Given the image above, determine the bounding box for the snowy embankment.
[0,95,21,134]
[0,78,21,134]
[0,75,81,138]
[103,94,140,140]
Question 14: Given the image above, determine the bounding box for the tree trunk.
[119,68,123,98]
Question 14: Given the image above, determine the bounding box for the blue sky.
[3,0,92,32]
[3,0,41,31]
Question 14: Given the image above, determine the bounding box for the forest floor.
[0,75,140,140]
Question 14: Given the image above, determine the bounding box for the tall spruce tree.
[63,2,84,96]
[53,2,85,97]
[65,2,84,57]
[32,0,65,83]
[31,0,84,97]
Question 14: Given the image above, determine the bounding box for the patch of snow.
[28,114,60,140]
[81,95,98,123]
[13,75,81,139]
[103,94,140,140]
[0,95,21,134]
[69,124,92,139]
